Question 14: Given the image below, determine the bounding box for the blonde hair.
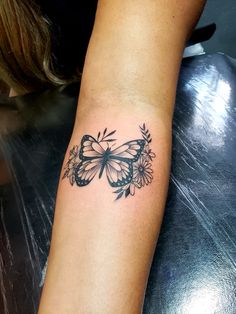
[0,0,78,95]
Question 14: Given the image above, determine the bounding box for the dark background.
[198,0,236,58]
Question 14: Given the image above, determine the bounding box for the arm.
[39,1,206,313]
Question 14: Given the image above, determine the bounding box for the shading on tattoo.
[62,123,156,200]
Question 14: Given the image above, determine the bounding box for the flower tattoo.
[133,156,153,187]
[62,123,156,200]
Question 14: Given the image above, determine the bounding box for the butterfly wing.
[75,159,102,186]
[75,135,105,186]
[79,135,105,161]
[106,139,145,187]
[105,159,134,187]
[110,140,145,162]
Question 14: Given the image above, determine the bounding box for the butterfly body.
[74,134,145,188]
[98,147,112,179]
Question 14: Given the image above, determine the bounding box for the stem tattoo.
[62,124,156,200]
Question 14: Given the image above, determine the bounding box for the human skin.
[38,1,206,313]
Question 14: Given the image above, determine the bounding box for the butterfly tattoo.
[63,124,156,200]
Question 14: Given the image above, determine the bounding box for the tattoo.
[62,123,156,200]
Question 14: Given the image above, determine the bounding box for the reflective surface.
[198,0,236,58]
[0,54,236,313]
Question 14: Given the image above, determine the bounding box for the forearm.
[78,0,206,117]
[40,102,171,314]
[39,1,206,313]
